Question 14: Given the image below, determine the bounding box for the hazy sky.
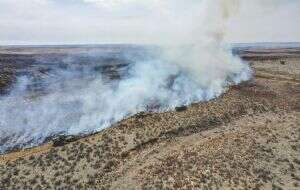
[0,0,299,45]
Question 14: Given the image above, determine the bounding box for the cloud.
[0,0,299,44]
[226,0,300,42]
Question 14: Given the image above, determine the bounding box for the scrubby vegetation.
[0,51,299,189]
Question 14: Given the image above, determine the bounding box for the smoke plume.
[0,0,251,152]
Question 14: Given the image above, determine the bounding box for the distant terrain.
[0,44,299,189]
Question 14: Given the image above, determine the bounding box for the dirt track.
[0,47,300,189]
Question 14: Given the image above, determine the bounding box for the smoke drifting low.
[0,0,252,152]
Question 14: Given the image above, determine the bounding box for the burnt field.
[0,44,299,190]
[0,45,156,152]
[0,44,252,153]
[0,45,146,95]
[1,44,299,95]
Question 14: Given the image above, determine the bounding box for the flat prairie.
[0,45,299,190]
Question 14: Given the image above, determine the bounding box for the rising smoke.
[0,0,251,152]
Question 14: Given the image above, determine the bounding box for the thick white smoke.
[0,0,251,152]
[163,0,250,98]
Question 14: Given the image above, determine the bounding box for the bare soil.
[0,46,299,190]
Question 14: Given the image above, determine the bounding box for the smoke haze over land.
[1,2,300,190]
[0,0,254,152]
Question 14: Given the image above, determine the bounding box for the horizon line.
[1,41,300,47]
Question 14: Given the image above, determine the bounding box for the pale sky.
[0,0,299,45]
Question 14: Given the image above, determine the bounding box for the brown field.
[0,46,299,189]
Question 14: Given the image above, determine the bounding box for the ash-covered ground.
[0,45,160,152]
[0,44,250,153]
[0,44,299,190]
[0,45,144,95]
